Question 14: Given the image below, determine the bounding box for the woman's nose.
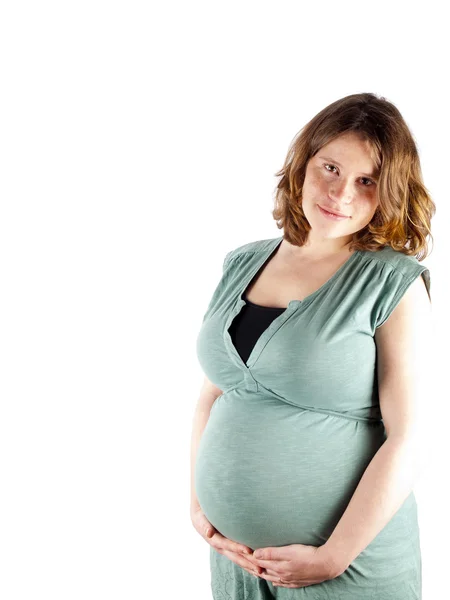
[329,179,356,203]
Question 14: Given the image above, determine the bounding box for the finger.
[252,556,284,566]
[211,531,254,556]
[273,580,314,588]
[256,570,307,586]
[223,550,264,573]
[198,514,216,539]
[221,550,264,576]
[257,571,290,584]
[263,567,281,577]
[233,552,263,569]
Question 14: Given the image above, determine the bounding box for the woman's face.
[301,132,380,244]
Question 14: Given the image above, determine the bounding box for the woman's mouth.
[317,204,350,221]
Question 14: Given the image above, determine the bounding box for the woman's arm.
[319,274,434,575]
[190,376,223,515]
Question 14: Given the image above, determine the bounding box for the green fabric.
[195,235,430,598]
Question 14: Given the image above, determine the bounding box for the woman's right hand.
[190,506,264,578]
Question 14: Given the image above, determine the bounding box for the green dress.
[195,235,430,599]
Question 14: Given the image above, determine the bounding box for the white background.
[0,1,447,599]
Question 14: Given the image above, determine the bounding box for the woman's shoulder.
[223,236,279,269]
[358,244,428,278]
[356,245,431,307]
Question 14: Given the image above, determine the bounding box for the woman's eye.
[324,163,374,187]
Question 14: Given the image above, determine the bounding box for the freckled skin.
[301,132,380,253]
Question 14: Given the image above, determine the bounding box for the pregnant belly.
[195,388,386,551]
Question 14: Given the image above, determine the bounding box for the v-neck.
[223,235,361,371]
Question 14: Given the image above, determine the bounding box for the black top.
[227,296,286,365]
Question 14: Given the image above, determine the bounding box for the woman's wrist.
[316,543,348,578]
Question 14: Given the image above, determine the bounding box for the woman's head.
[272,93,435,260]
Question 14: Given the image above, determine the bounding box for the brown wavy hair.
[272,93,435,261]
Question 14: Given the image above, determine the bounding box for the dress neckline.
[244,296,286,311]
[239,236,361,310]
[224,236,362,372]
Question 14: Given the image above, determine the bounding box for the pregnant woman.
[190,92,435,599]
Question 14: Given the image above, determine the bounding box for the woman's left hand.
[250,543,341,588]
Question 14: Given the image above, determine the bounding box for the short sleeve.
[200,249,234,324]
[374,264,431,329]
[223,250,233,272]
